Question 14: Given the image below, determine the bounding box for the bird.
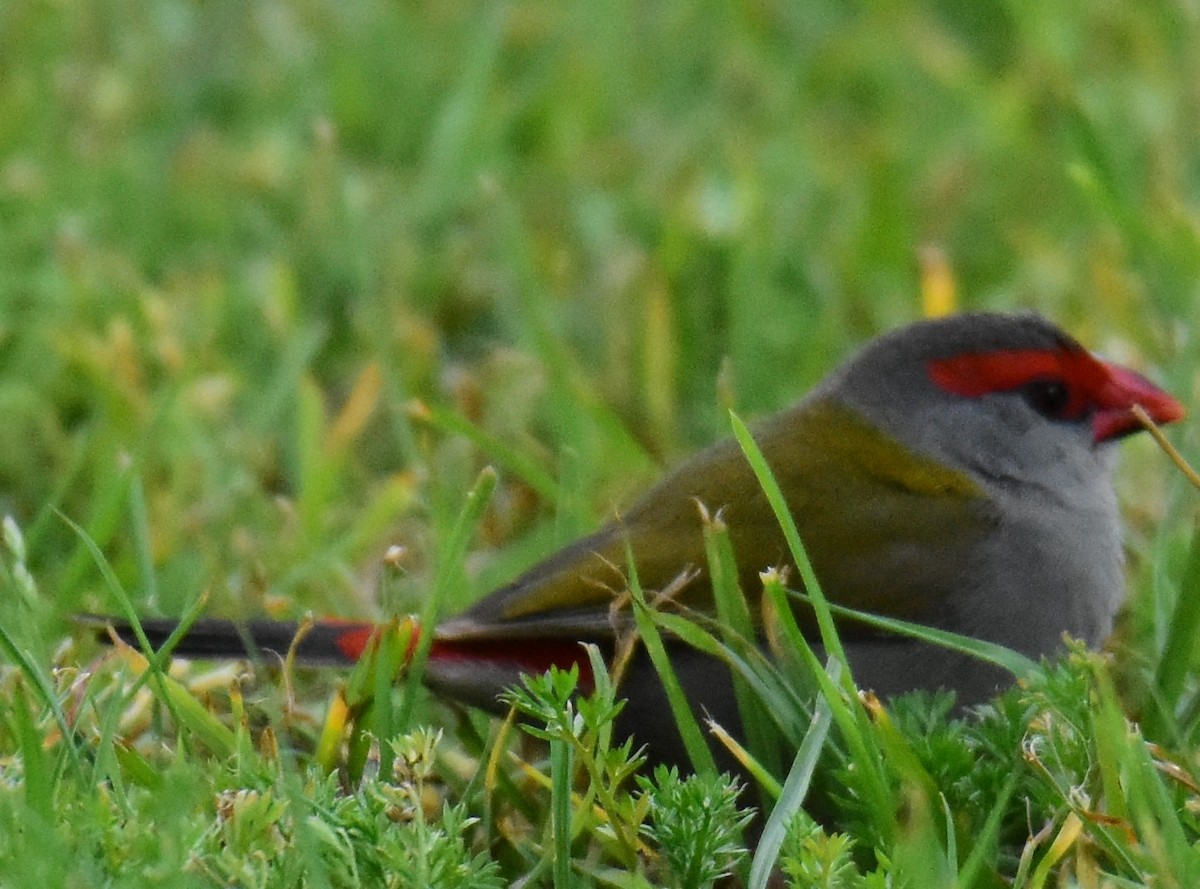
[90,311,1185,767]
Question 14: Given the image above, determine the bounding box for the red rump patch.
[428,638,597,693]
[332,623,596,693]
[927,345,1184,441]
[334,625,376,661]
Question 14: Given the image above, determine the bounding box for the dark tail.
[79,615,376,666]
[81,614,600,698]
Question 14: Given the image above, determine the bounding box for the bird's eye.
[1021,378,1071,419]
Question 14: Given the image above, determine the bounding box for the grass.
[1,0,1199,885]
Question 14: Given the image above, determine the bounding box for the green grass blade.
[126,472,159,609]
[728,410,847,672]
[399,466,498,731]
[60,510,235,756]
[1092,656,1196,880]
[625,541,718,778]
[10,677,53,821]
[731,408,898,830]
[0,619,86,781]
[703,512,784,779]
[1148,525,1200,737]
[411,400,561,503]
[113,646,237,757]
[649,610,812,742]
[789,588,1038,678]
[762,567,894,841]
[957,765,1021,887]
[748,659,838,889]
[551,738,574,889]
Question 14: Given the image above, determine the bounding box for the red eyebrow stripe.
[927,347,1104,418]
[928,345,1185,442]
[928,347,1099,396]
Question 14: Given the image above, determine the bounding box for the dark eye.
[1021,378,1071,419]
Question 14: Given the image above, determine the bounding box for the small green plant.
[502,657,648,881]
[778,811,887,889]
[638,765,753,889]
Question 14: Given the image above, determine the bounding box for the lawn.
[0,1,1198,886]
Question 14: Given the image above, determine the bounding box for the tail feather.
[81,614,601,701]
[80,615,374,666]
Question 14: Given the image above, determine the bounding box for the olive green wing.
[437,399,991,643]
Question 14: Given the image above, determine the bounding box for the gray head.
[810,311,1182,663]
[818,311,1180,506]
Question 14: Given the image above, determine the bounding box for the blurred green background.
[0,0,1195,637]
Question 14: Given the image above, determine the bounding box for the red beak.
[1093,362,1186,442]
